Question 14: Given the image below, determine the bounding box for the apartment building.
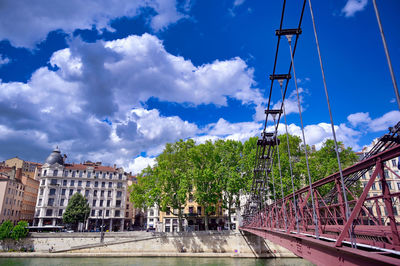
[0,169,25,224]
[34,147,128,231]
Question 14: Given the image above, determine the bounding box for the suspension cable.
[307,0,355,247]
[372,0,400,110]
[286,34,319,238]
[278,80,300,233]
[272,115,288,231]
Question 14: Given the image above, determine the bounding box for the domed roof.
[45,147,64,165]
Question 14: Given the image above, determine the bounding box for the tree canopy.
[63,193,90,229]
[129,135,358,230]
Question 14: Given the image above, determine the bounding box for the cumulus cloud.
[0,0,188,47]
[342,0,368,17]
[129,156,157,175]
[0,55,10,66]
[0,33,262,173]
[347,110,400,132]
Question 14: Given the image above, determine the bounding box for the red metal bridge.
[240,1,400,265]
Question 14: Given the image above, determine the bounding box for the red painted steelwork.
[242,227,400,265]
[242,145,400,263]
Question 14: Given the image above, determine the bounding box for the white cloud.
[347,112,371,127]
[0,0,188,47]
[0,33,262,171]
[342,0,368,17]
[0,55,10,66]
[129,156,156,175]
[233,0,246,6]
[347,110,400,132]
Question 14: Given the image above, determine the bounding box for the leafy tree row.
[0,220,29,246]
[129,135,358,230]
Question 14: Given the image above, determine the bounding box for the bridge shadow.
[240,230,276,258]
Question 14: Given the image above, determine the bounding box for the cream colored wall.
[5,158,23,169]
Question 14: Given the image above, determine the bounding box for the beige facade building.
[5,157,41,180]
[358,142,400,225]
[0,169,25,224]
[19,175,39,224]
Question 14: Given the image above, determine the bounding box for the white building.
[146,205,160,231]
[34,148,128,231]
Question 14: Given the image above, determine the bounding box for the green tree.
[191,141,223,230]
[156,139,195,232]
[0,220,14,251]
[130,166,162,210]
[0,220,13,240]
[63,193,90,230]
[215,139,243,230]
[11,221,29,241]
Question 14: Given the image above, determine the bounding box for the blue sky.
[0,0,399,173]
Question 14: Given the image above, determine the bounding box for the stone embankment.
[0,231,296,258]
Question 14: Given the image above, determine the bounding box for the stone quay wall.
[0,231,296,258]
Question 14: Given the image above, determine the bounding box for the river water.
[0,257,313,266]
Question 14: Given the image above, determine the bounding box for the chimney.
[16,168,22,180]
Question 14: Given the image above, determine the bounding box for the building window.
[108,191,111,197]
[79,171,83,178]
[166,209,170,215]
[61,189,66,196]
[86,181,90,187]
[85,190,89,197]
[116,200,121,207]
[91,210,95,216]
[69,189,73,196]
[46,209,53,216]
[117,182,122,188]
[41,179,45,185]
[93,200,96,206]
[117,191,122,198]
[372,183,376,190]
[388,182,392,190]
[109,173,113,179]
[49,188,56,195]
[189,194,193,202]
[95,172,99,178]
[58,209,63,216]
[397,183,400,190]
[60,199,64,206]
[102,182,105,188]
[100,200,103,207]
[150,210,154,216]
[38,199,42,206]
[165,218,170,224]
[107,200,110,207]
[43,170,47,177]
[108,182,112,188]
[197,207,202,215]
[64,171,68,177]
[95,181,98,188]
[101,190,104,197]
[118,174,122,180]
[99,210,103,217]
[63,180,67,186]
[70,180,75,186]
[93,190,97,197]
[87,171,91,178]
[103,173,106,178]
[48,198,54,206]
[392,159,397,167]
[125,212,129,218]
[115,210,120,217]
[40,188,44,195]
[51,179,57,185]
[72,171,76,177]
[106,210,109,217]
[53,170,58,176]
[189,207,194,214]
